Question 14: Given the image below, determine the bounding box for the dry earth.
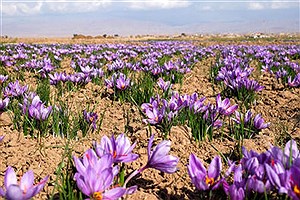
[0,38,299,200]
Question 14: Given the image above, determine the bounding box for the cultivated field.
[0,36,299,200]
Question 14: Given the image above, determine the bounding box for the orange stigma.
[205,176,214,186]
[271,159,275,167]
[93,192,102,200]
[113,151,117,158]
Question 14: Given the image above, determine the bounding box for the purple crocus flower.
[143,106,165,125]
[216,94,238,116]
[232,110,252,125]
[74,153,126,200]
[288,166,300,200]
[227,164,246,200]
[115,74,130,91]
[288,73,300,87]
[28,96,52,121]
[284,140,299,163]
[0,75,8,85]
[187,154,222,191]
[0,166,48,200]
[104,78,114,89]
[157,78,172,92]
[145,134,179,173]
[3,80,28,98]
[241,147,272,193]
[265,164,289,194]
[83,110,98,130]
[93,133,139,163]
[73,150,119,181]
[253,114,270,130]
[269,139,299,169]
[0,97,9,112]
[0,135,4,142]
[48,72,68,85]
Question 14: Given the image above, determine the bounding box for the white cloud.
[248,2,265,10]
[247,1,298,10]
[129,0,191,10]
[3,2,43,16]
[271,2,297,9]
[45,0,111,13]
[2,0,111,16]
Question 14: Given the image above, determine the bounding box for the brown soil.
[0,38,299,200]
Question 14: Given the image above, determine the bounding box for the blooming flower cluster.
[232,110,271,131]
[49,72,92,85]
[188,140,300,200]
[104,72,131,91]
[20,93,52,121]
[3,80,28,98]
[74,133,179,199]
[141,92,239,139]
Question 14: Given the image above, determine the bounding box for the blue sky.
[1,0,299,37]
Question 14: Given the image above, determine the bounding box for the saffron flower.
[93,133,139,163]
[3,80,28,98]
[115,73,130,91]
[83,110,98,130]
[157,78,172,92]
[143,106,165,125]
[288,166,300,200]
[0,75,8,85]
[145,134,179,173]
[73,153,126,200]
[187,154,222,191]
[0,97,9,113]
[216,94,238,116]
[27,96,52,121]
[253,114,270,130]
[0,166,48,200]
[123,134,178,187]
[227,164,246,200]
[265,164,289,194]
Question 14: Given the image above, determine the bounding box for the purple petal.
[284,140,299,160]
[125,185,138,195]
[188,154,206,177]
[150,140,171,163]
[20,170,34,192]
[31,175,49,197]
[208,156,222,180]
[76,176,91,196]
[5,167,17,189]
[147,134,155,159]
[6,185,23,200]
[265,164,281,189]
[103,187,126,200]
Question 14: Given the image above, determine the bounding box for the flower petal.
[4,167,17,189]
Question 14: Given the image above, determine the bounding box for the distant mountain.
[3,16,299,37]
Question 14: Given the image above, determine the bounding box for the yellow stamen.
[89,116,94,122]
[93,192,102,200]
[294,185,300,197]
[205,176,214,186]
